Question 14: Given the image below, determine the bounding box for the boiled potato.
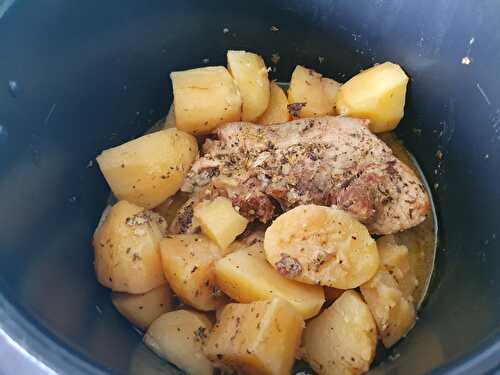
[287,65,333,118]
[300,290,377,375]
[93,201,167,293]
[160,234,227,311]
[377,235,418,299]
[256,82,290,125]
[154,192,190,226]
[96,128,198,209]
[164,104,176,129]
[204,298,304,375]
[264,205,379,289]
[111,285,173,331]
[360,269,416,348]
[194,197,249,251]
[227,50,270,121]
[144,310,213,375]
[215,245,325,319]
[335,62,409,133]
[171,66,242,135]
[322,77,342,113]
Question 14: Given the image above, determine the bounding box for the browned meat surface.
[171,116,430,235]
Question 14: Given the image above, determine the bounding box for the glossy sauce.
[378,132,437,308]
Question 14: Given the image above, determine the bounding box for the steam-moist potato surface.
[171,66,242,135]
[96,128,198,208]
[204,298,304,375]
[93,200,167,293]
[264,205,379,289]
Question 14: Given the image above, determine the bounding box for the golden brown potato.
[227,50,270,121]
[215,245,325,319]
[377,235,418,299]
[264,205,379,289]
[154,192,190,227]
[164,104,176,129]
[335,62,409,133]
[144,310,213,375]
[300,290,377,375]
[96,129,198,209]
[160,234,227,311]
[194,197,249,251]
[204,298,304,375]
[171,66,242,135]
[111,285,173,331]
[93,201,167,293]
[360,269,416,348]
[287,65,333,118]
[322,77,342,114]
[256,82,290,125]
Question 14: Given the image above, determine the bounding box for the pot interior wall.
[0,1,499,374]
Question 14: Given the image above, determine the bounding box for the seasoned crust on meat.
[172,116,430,235]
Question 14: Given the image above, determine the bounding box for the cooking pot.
[0,0,499,374]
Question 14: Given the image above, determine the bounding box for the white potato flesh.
[204,298,304,375]
[360,269,416,348]
[301,290,377,375]
[93,200,167,293]
[322,77,342,114]
[256,82,290,125]
[160,234,227,311]
[171,66,242,135]
[287,65,333,118]
[111,285,173,331]
[144,310,213,375]
[96,128,198,208]
[377,235,418,299]
[194,197,249,251]
[215,246,325,319]
[227,50,270,121]
[264,205,379,289]
[335,62,409,133]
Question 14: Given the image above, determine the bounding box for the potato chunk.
[144,310,213,375]
[360,269,416,348]
[227,50,270,121]
[377,235,418,299]
[93,201,167,293]
[111,285,173,331]
[215,246,325,319]
[256,82,290,125]
[96,129,198,209]
[160,234,227,311]
[287,66,335,118]
[322,77,342,113]
[301,290,377,375]
[204,298,304,375]
[194,197,249,251]
[171,66,242,135]
[264,205,379,289]
[335,62,409,133]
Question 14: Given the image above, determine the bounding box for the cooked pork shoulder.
[171,116,430,235]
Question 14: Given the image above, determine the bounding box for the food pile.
[93,50,429,375]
